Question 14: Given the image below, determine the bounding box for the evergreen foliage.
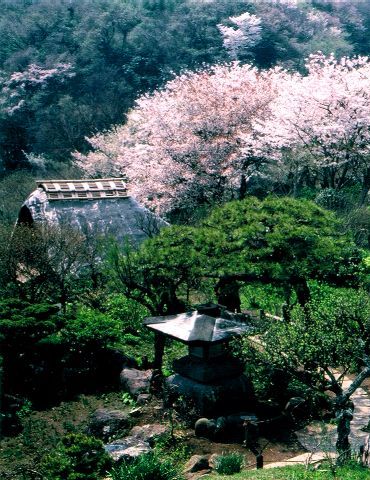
[110,451,183,480]
[41,433,112,480]
[112,197,365,315]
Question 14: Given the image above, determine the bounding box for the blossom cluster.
[218,12,262,59]
[76,54,370,215]
[1,63,75,115]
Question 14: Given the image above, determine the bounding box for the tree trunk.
[239,174,247,200]
[215,276,241,312]
[153,332,166,370]
[0,359,2,439]
[159,289,186,315]
[359,167,370,206]
[291,277,310,308]
[333,366,370,463]
[60,282,67,314]
[335,400,354,464]
[361,435,370,467]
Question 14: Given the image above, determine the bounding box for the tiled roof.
[36,178,127,200]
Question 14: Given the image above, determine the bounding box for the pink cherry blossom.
[76,63,277,215]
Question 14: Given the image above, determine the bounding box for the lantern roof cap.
[144,308,252,344]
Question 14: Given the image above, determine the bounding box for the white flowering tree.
[251,53,370,203]
[0,63,76,170]
[217,12,262,60]
[0,63,75,115]
[75,63,277,217]
[76,53,370,215]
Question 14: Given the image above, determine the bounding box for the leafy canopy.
[110,197,365,313]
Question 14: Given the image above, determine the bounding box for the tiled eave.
[36,178,127,200]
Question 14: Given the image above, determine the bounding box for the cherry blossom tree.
[76,53,370,215]
[0,62,76,170]
[0,63,75,115]
[75,63,278,217]
[251,53,370,203]
[218,12,262,60]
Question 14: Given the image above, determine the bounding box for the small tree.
[107,227,204,315]
[0,298,60,406]
[248,288,370,463]
[3,223,94,307]
[218,12,262,60]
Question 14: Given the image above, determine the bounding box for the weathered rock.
[195,413,258,442]
[208,453,218,469]
[183,455,210,473]
[136,393,152,405]
[130,423,169,446]
[127,407,142,418]
[120,368,153,397]
[165,373,253,417]
[184,470,211,480]
[88,409,131,440]
[105,435,151,462]
[194,418,217,439]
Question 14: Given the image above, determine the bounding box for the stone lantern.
[144,304,254,416]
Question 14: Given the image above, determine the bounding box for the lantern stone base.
[173,354,244,383]
[165,373,254,417]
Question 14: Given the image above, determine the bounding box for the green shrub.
[101,294,149,335]
[61,305,124,349]
[110,452,183,480]
[315,186,362,213]
[41,432,112,480]
[214,452,244,475]
[240,283,285,316]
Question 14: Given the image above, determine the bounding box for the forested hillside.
[0,0,370,173]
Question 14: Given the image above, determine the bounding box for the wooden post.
[361,435,370,467]
[153,332,165,370]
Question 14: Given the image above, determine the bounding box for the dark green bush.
[110,452,183,480]
[214,452,244,475]
[41,433,112,480]
[60,305,124,350]
[101,294,149,336]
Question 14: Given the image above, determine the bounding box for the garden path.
[265,376,370,469]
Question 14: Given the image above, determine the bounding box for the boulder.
[120,368,153,397]
[194,418,217,439]
[183,455,210,473]
[209,453,219,469]
[130,423,169,446]
[136,393,152,406]
[128,407,142,418]
[105,436,151,462]
[195,413,258,442]
[165,373,253,417]
[88,409,131,440]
